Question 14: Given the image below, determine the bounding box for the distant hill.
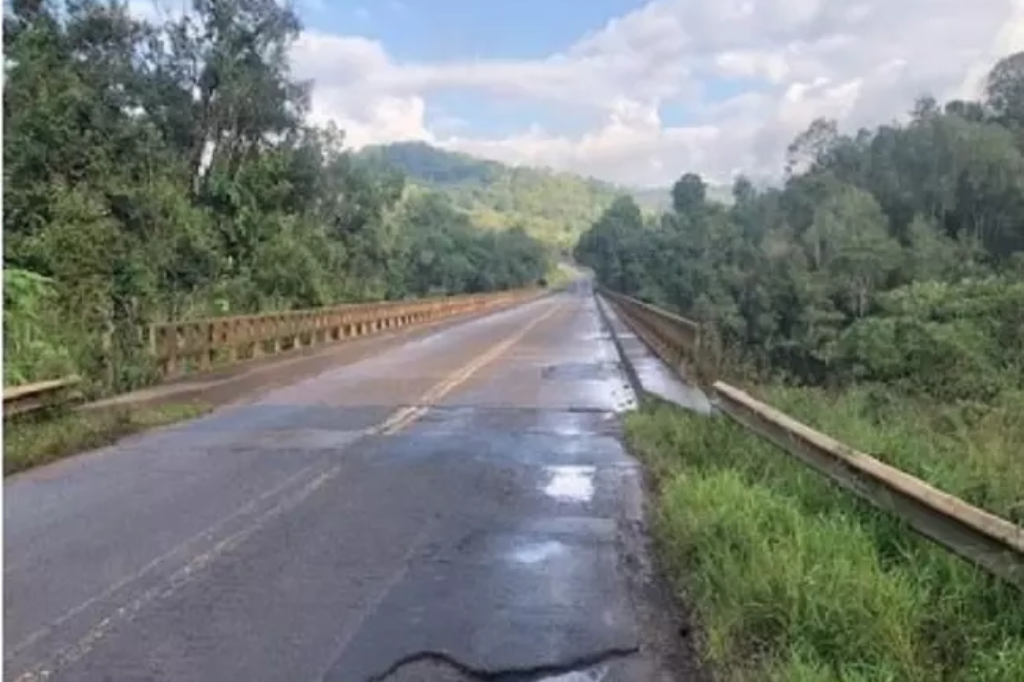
[628,183,734,211]
[629,186,673,212]
[358,142,627,251]
[359,142,734,250]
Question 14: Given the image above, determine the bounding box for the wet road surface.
[5,286,696,681]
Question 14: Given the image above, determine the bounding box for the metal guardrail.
[3,377,82,418]
[149,288,540,379]
[600,286,1024,590]
[599,288,702,375]
[715,382,1024,588]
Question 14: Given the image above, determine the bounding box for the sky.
[150,0,1024,187]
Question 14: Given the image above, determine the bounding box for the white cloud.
[257,1,1024,185]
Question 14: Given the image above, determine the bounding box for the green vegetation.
[578,51,1024,680]
[360,141,630,252]
[576,54,1024,403]
[628,395,1024,681]
[3,268,77,386]
[4,402,210,475]
[3,0,549,396]
[544,262,581,290]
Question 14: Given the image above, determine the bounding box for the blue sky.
[299,0,651,136]
[285,0,1020,187]
[305,1,644,61]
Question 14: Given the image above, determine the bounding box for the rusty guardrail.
[599,286,1024,589]
[3,376,83,418]
[5,288,541,416]
[149,288,541,379]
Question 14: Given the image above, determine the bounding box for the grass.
[4,402,210,475]
[627,387,1024,681]
[759,386,1024,524]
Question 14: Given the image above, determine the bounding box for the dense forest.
[360,141,646,252]
[2,0,549,391]
[577,51,1024,405]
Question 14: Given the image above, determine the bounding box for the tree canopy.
[576,52,1024,402]
[3,0,550,391]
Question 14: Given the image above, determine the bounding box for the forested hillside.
[577,51,1024,404]
[360,142,629,252]
[2,0,548,392]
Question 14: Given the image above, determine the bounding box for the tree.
[671,173,707,215]
[785,118,838,176]
[986,51,1024,126]
[574,49,1024,397]
[814,186,902,318]
[2,1,551,390]
[731,175,756,206]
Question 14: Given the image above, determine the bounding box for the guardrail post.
[200,323,213,371]
[272,324,282,354]
[251,318,262,359]
[226,320,238,364]
[168,326,182,377]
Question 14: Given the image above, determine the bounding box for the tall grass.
[4,403,209,475]
[3,268,77,386]
[627,388,1024,681]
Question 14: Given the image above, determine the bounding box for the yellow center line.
[8,301,565,682]
[377,302,563,435]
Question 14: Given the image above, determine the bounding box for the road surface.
[5,285,701,681]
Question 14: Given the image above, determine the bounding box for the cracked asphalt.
[4,282,704,681]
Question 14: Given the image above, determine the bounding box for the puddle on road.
[542,465,596,503]
[509,540,566,565]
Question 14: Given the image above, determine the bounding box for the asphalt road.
[5,284,700,681]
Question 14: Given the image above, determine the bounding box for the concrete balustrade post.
[147,288,532,380]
